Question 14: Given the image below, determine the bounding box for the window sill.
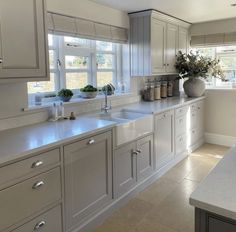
[23,92,134,113]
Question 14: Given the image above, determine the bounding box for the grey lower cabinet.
[114,135,154,198]
[64,131,113,231]
[195,208,236,232]
[154,110,174,169]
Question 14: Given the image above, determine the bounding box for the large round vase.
[183,78,205,97]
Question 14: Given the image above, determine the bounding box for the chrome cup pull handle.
[136,149,142,154]
[31,160,44,169]
[88,139,95,145]
[0,58,2,64]
[32,181,44,190]
[34,220,46,230]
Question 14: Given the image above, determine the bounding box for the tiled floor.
[93,143,229,232]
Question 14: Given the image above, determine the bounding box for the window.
[27,34,128,105]
[191,46,236,89]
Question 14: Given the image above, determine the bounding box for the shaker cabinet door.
[151,18,166,74]
[0,0,48,80]
[166,23,178,73]
[64,131,112,231]
[137,135,154,182]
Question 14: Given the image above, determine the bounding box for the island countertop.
[190,145,236,220]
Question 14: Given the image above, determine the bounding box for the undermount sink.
[90,110,153,146]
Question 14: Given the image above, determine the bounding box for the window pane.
[97,72,113,87]
[27,73,56,94]
[96,54,113,69]
[49,50,56,69]
[96,41,113,51]
[64,36,90,47]
[65,56,89,69]
[219,56,236,70]
[194,48,215,59]
[48,34,53,47]
[66,73,88,89]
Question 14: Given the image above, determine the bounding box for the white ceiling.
[90,0,236,23]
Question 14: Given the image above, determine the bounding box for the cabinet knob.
[167,64,169,66]
[32,181,44,190]
[88,139,95,145]
[34,220,46,230]
[132,151,138,156]
[31,160,44,169]
[0,58,2,64]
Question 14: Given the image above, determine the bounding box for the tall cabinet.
[129,10,190,76]
[0,0,49,81]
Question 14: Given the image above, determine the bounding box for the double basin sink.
[90,110,153,146]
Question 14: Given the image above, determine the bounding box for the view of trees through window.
[27,35,123,95]
[192,46,236,88]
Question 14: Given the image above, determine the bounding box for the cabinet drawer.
[175,134,187,155]
[175,115,187,137]
[12,205,62,232]
[0,148,60,188]
[175,105,189,118]
[0,167,61,231]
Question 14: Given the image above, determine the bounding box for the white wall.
[190,18,236,36]
[46,0,129,28]
[205,90,236,146]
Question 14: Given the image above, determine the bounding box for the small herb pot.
[59,96,72,102]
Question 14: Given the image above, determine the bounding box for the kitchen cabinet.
[114,135,154,198]
[178,27,189,54]
[195,208,236,232]
[64,131,113,231]
[129,10,190,76]
[0,148,62,232]
[154,110,174,169]
[189,100,205,149]
[0,0,49,81]
[175,105,190,156]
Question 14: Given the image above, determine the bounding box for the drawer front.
[175,115,187,137]
[0,167,61,231]
[0,148,60,188]
[175,134,187,155]
[175,105,189,118]
[12,205,62,232]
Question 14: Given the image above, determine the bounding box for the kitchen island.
[190,145,236,231]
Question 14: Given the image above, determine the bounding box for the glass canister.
[143,80,154,101]
[148,80,155,101]
[167,81,174,97]
[161,81,167,98]
[154,80,161,100]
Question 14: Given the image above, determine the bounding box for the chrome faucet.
[101,86,112,113]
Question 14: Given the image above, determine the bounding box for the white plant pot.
[183,78,205,97]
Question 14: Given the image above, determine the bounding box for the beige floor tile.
[136,178,178,206]
[92,144,229,232]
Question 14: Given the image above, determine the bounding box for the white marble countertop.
[123,96,205,114]
[0,117,116,167]
[190,146,236,220]
[0,96,204,167]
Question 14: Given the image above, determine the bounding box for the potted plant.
[58,89,74,102]
[175,51,225,97]
[80,85,98,99]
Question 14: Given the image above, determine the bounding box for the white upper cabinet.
[0,0,49,81]
[129,10,190,77]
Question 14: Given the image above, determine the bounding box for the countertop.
[190,146,236,220]
[123,96,205,114]
[0,96,204,167]
[0,118,116,166]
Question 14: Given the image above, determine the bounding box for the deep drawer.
[11,205,62,232]
[175,115,188,137]
[0,167,61,231]
[0,148,60,188]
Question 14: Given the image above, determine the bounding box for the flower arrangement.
[175,51,225,80]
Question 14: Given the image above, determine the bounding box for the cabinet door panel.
[0,0,48,79]
[155,111,174,169]
[209,217,236,232]
[151,18,166,74]
[114,142,137,198]
[64,131,112,230]
[178,27,189,54]
[137,135,154,181]
[166,23,178,73]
